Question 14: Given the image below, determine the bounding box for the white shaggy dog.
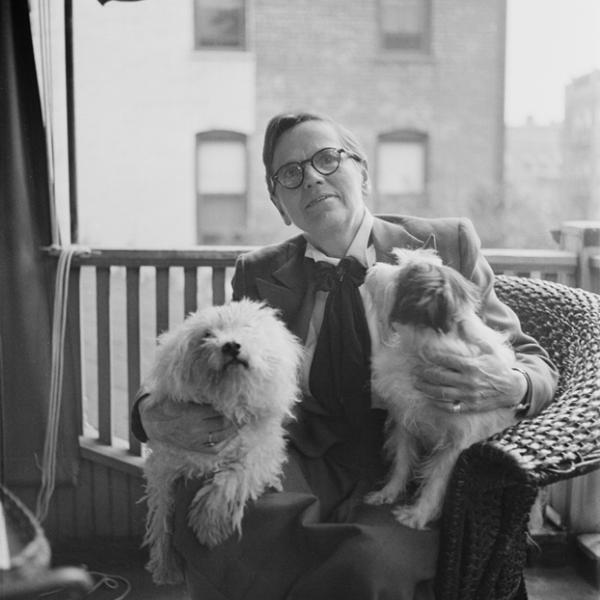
[364,248,518,529]
[142,299,302,584]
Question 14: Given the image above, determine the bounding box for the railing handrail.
[51,246,255,268]
[482,248,578,271]
[45,246,580,271]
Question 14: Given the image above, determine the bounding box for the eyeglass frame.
[270,147,361,190]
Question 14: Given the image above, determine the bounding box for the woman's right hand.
[139,395,237,454]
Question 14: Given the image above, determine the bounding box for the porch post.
[556,221,600,293]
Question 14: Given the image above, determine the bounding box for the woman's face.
[270,120,366,243]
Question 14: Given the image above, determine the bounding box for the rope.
[36,246,90,522]
[39,570,132,600]
[31,0,86,524]
[86,571,132,600]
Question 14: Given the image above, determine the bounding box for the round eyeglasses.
[271,147,359,190]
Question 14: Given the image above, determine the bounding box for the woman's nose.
[302,163,324,187]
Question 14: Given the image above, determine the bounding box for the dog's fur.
[364,248,517,529]
[142,299,302,584]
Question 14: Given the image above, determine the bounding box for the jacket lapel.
[255,237,314,341]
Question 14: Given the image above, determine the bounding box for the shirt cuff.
[512,368,532,417]
[131,388,151,442]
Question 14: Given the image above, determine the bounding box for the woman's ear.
[270,195,292,226]
[361,165,371,196]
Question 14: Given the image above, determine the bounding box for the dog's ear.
[148,324,207,400]
[424,269,480,332]
[423,286,451,332]
[390,284,451,332]
[421,234,437,251]
[389,265,451,332]
[443,268,481,314]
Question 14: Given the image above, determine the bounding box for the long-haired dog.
[364,248,518,529]
[142,299,302,584]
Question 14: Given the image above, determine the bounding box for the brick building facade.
[563,70,600,220]
[70,0,507,247]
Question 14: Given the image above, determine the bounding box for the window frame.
[195,130,248,244]
[375,129,429,205]
[377,0,432,54]
[193,0,247,51]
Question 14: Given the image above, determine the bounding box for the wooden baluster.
[126,266,141,456]
[184,266,198,315]
[96,266,111,445]
[591,255,600,293]
[67,266,83,434]
[212,266,226,305]
[156,267,169,336]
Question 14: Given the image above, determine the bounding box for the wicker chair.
[435,275,600,600]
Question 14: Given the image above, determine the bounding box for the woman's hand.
[413,349,528,414]
[139,395,238,454]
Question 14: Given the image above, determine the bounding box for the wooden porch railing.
[69,245,587,465]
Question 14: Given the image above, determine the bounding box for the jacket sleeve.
[231,253,262,302]
[457,218,559,417]
[231,254,245,301]
[131,387,150,443]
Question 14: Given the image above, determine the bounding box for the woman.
[133,112,558,600]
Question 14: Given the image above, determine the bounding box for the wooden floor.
[526,565,598,600]
[48,539,598,600]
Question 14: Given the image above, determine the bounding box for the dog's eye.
[201,330,215,341]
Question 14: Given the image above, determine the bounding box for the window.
[194,0,246,50]
[376,131,428,200]
[196,131,247,243]
[379,0,431,52]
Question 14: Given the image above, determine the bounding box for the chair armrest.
[491,275,600,486]
[490,386,600,486]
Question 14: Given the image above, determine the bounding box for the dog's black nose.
[222,341,241,357]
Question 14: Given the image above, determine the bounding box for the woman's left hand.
[413,350,527,414]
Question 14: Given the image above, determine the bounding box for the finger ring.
[205,433,216,448]
[452,401,462,413]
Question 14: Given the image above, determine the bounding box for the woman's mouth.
[306,193,337,209]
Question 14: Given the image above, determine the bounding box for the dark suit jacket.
[231,214,558,424]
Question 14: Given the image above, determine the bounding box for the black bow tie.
[312,256,367,292]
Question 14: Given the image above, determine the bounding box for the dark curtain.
[0,0,78,489]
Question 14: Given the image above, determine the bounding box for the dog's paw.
[392,505,433,530]
[270,477,283,493]
[188,481,246,548]
[364,481,405,506]
[364,489,398,505]
[147,553,184,585]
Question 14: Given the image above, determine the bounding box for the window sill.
[190,48,255,62]
[373,51,436,65]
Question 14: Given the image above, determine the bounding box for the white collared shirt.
[301,210,382,406]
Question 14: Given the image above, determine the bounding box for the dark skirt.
[172,409,439,600]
